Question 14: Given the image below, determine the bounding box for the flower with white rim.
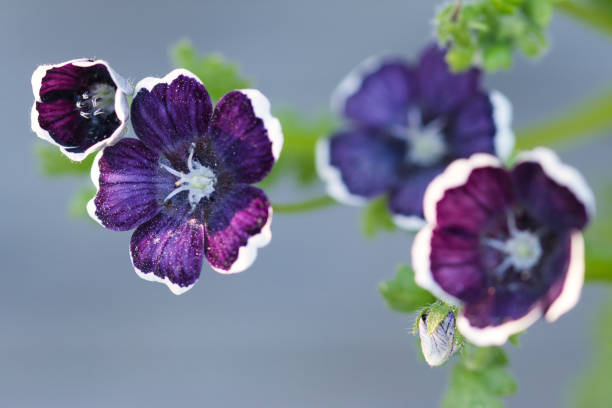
[412,148,594,346]
[31,59,132,161]
[87,68,283,294]
[316,44,514,230]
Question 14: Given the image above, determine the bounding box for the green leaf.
[378,265,436,314]
[508,332,522,346]
[35,144,94,177]
[171,39,251,102]
[426,302,454,335]
[361,196,397,238]
[443,345,516,408]
[483,43,513,71]
[68,186,96,219]
[259,110,335,188]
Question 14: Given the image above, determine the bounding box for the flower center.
[405,109,447,166]
[484,211,543,279]
[75,83,115,119]
[161,144,217,211]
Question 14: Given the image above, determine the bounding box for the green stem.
[515,88,612,150]
[556,1,612,37]
[272,195,337,214]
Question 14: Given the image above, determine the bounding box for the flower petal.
[331,56,417,127]
[130,206,205,295]
[513,148,595,230]
[204,184,272,274]
[316,129,404,205]
[446,92,497,158]
[88,139,175,231]
[388,166,444,228]
[131,69,213,162]
[208,89,283,184]
[417,45,480,118]
[423,155,513,232]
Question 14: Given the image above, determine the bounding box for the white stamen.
[161,144,216,212]
[75,84,115,119]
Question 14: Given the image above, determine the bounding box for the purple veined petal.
[545,231,585,322]
[412,226,464,306]
[445,91,496,158]
[330,55,418,127]
[31,59,131,162]
[131,69,213,162]
[87,139,175,231]
[457,300,542,347]
[417,45,481,119]
[513,147,595,230]
[204,184,272,274]
[208,89,283,184]
[490,90,514,161]
[388,166,445,230]
[130,206,205,295]
[315,129,405,205]
[422,154,505,225]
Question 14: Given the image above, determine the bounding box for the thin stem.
[556,1,612,37]
[515,88,612,150]
[272,195,337,214]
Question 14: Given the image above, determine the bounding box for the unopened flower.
[316,45,513,229]
[412,148,594,346]
[31,59,132,161]
[87,69,283,294]
[418,311,458,366]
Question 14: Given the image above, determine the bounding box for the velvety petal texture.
[88,139,175,231]
[31,59,131,161]
[131,69,213,163]
[413,151,593,346]
[130,207,205,295]
[209,90,283,184]
[204,185,272,274]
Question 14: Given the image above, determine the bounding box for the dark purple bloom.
[412,149,595,346]
[31,59,132,161]
[316,46,513,229]
[87,69,283,294]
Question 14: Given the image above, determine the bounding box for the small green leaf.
[35,144,94,176]
[526,0,554,27]
[443,345,516,408]
[379,265,436,314]
[426,302,454,335]
[69,186,96,219]
[508,332,522,346]
[483,43,513,71]
[171,39,251,102]
[361,196,397,238]
[446,45,477,72]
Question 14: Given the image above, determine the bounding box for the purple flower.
[316,45,513,229]
[87,69,283,294]
[412,148,595,346]
[31,59,132,161]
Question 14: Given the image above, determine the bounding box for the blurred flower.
[412,148,595,346]
[87,69,283,294]
[316,45,513,229]
[31,59,132,161]
[418,311,458,367]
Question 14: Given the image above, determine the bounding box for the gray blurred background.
[1,0,611,406]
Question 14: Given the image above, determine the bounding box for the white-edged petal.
[490,90,514,161]
[134,68,202,94]
[240,89,284,161]
[545,231,585,322]
[392,214,426,231]
[457,306,542,347]
[211,207,274,275]
[411,225,462,306]
[129,246,195,296]
[315,137,367,206]
[86,150,104,226]
[423,153,503,223]
[516,147,596,219]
